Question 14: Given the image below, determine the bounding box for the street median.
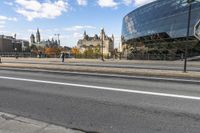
[1,62,200,80]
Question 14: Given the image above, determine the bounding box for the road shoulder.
[0,112,84,133]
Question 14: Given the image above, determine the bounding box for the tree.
[30,44,37,51]
[45,48,57,57]
[84,48,94,58]
[71,47,80,57]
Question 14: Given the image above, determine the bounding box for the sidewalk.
[2,57,200,67]
[1,57,200,80]
[1,62,200,80]
[0,112,84,133]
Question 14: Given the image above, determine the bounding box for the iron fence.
[0,52,32,57]
[124,53,200,61]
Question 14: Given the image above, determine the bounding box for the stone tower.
[83,31,89,40]
[36,28,41,43]
[112,34,114,42]
[30,34,35,44]
[83,31,87,39]
[100,28,105,41]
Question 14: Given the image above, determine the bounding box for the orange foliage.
[71,47,80,55]
[45,48,57,55]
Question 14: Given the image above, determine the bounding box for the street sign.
[194,19,200,40]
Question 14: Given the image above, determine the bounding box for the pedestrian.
[61,52,65,63]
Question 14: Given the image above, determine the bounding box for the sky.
[0,0,155,47]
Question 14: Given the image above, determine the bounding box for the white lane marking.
[1,68,200,84]
[0,76,200,100]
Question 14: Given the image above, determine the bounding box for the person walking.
[61,52,65,63]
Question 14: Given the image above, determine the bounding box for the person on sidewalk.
[61,52,65,63]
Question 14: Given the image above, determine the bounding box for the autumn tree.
[71,47,80,58]
[45,48,58,57]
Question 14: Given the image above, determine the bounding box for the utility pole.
[184,0,195,73]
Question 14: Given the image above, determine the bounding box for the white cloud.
[77,0,87,6]
[123,0,132,5]
[27,28,60,34]
[0,15,18,29]
[15,0,69,21]
[0,21,6,24]
[15,0,42,11]
[0,25,5,28]
[4,1,14,6]
[27,29,37,33]
[64,25,96,31]
[0,15,17,21]
[97,0,118,8]
[134,0,156,7]
[97,0,155,8]
[73,32,83,38]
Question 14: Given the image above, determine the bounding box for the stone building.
[36,28,41,43]
[30,29,59,48]
[0,35,29,52]
[77,28,114,56]
[0,35,13,52]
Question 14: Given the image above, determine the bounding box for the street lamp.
[101,39,104,61]
[184,0,195,72]
[101,29,105,61]
[14,48,18,59]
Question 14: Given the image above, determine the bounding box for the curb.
[0,112,85,133]
[1,67,200,85]
[3,61,200,72]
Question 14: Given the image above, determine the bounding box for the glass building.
[122,0,200,44]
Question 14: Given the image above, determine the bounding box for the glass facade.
[122,0,200,42]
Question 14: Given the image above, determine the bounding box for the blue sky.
[0,0,154,47]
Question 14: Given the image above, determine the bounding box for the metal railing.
[0,52,31,57]
[124,53,200,61]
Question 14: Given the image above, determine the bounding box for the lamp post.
[184,0,195,72]
[14,48,18,59]
[101,31,105,61]
[101,39,104,61]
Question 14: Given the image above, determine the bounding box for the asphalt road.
[4,60,200,72]
[0,69,200,132]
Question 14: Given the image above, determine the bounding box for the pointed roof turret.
[112,34,114,41]
[37,28,40,33]
[84,30,87,36]
[36,28,41,43]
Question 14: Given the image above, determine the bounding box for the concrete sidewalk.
[2,57,200,67]
[1,62,200,80]
[0,112,84,133]
[1,57,200,80]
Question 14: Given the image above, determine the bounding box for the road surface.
[0,69,200,132]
